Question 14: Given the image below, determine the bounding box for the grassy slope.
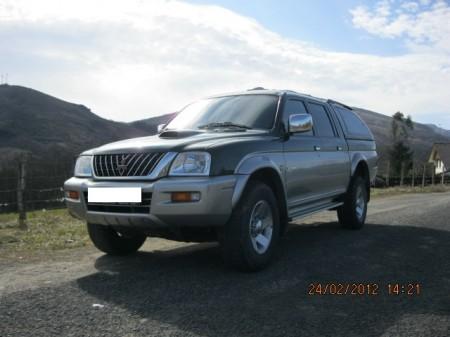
[0,209,89,260]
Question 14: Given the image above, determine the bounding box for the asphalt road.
[1,192,450,337]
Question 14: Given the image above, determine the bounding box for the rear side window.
[283,99,312,136]
[307,103,335,137]
[334,106,373,140]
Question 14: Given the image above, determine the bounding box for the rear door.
[305,101,350,196]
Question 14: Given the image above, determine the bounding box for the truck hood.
[82,129,270,155]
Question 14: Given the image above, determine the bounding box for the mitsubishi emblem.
[117,154,130,176]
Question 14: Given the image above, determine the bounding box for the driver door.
[282,99,323,213]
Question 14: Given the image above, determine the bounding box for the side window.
[335,106,372,139]
[307,103,335,137]
[283,99,312,136]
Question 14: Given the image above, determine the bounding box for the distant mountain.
[425,124,450,138]
[130,112,177,134]
[0,84,149,157]
[1,84,449,175]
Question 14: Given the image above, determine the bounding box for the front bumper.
[64,175,245,228]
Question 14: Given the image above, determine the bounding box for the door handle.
[337,146,343,151]
[314,145,321,151]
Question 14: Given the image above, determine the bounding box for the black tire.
[337,175,368,230]
[220,180,280,271]
[87,223,146,255]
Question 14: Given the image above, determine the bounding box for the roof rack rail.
[285,90,312,97]
[327,99,353,110]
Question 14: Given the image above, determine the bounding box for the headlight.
[74,156,93,177]
[169,152,211,176]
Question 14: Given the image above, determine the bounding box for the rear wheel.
[337,175,368,230]
[220,180,280,271]
[87,223,146,255]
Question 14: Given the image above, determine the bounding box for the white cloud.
[400,1,419,12]
[350,0,450,53]
[0,0,449,127]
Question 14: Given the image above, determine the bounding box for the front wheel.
[87,223,146,255]
[337,175,368,230]
[220,180,280,271]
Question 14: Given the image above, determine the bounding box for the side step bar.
[289,201,343,222]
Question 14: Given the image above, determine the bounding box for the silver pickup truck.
[64,89,377,271]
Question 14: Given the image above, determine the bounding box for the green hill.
[1,84,449,176]
[0,84,148,157]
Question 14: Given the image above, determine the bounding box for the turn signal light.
[65,190,80,200]
[171,192,201,203]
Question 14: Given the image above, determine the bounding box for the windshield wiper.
[198,122,252,130]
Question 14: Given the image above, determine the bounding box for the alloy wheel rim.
[249,200,273,254]
[355,186,366,220]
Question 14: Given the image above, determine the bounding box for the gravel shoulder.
[1,192,449,337]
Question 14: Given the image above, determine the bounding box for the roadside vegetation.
[371,185,450,197]
[0,209,89,260]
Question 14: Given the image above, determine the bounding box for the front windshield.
[166,94,279,130]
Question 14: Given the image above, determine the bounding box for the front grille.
[84,192,152,214]
[93,153,164,177]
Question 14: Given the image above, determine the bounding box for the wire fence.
[1,175,449,214]
[375,160,450,188]
[0,154,448,215]
[0,167,71,214]
[0,149,75,215]
[380,176,450,187]
[0,186,66,213]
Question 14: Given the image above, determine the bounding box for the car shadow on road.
[77,222,450,337]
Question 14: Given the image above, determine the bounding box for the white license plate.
[88,187,142,203]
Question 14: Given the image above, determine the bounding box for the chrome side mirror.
[157,124,167,133]
[288,113,313,133]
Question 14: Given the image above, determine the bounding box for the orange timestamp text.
[308,283,421,296]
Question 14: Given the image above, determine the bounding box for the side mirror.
[157,124,167,133]
[288,113,313,134]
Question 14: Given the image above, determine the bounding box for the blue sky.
[1,0,450,128]
[187,0,408,55]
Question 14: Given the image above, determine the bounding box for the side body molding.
[231,153,286,208]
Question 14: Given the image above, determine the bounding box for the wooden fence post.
[400,162,405,187]
[422,163,426,188]
[431,164,435,185]
[386,161,390,187]
[17,155,28,230]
